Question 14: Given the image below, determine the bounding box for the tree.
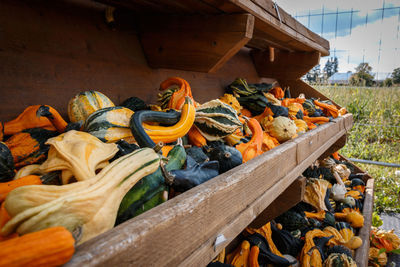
[350,62,374,86]
[306,64,321,83]
[332,57,339,74]
[392,67,400,84]
[323,57,339,79]
[384,78,393,87]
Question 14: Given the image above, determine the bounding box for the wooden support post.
[249,176,305,228]
[139,14,254,73]
[251,49,320,79]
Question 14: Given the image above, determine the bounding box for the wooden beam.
[249,177,305,228]
[139,14,254,73]
[66,116,350,267]
[317,134,348,160]
[251,49,320,80]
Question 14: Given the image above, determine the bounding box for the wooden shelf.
[66,115,352,266]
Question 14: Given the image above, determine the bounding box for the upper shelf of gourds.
[0,77,347,266]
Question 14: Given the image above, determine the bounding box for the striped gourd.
[68,91,115,123]
[84,106,134,143]
[194,99,241,141]
[303,99,316,116]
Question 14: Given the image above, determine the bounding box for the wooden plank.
[317,134,348,160]
[227,0,330,56]
[252,49,320,80]
[66,118,349,267]
[355,178,374,266]
[248,177,306,228]
[0,1,276,121]
[139,14,254,73]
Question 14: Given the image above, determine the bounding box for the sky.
[277,0,400,78]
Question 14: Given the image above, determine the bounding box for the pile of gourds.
[0,77,345,266]
[369,227,400,266]
[215,154,369,267]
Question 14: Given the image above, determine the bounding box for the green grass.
[315,85,400,213]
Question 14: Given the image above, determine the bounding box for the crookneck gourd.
[158,77,195,110]
[194,99,242,141]
[39,130,118,184]
[68,90,115,123]
[0,142,15,182]
[84,106,135,143]
[235,118,263,163]
[204,141,242,173]
[2,148,160,244]
[35,105,68,133]
[130,97,195,148]
[5,128,58,169]
[303,178,331,211]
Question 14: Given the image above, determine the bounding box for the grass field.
[315,85,400,213]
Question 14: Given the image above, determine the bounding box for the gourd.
[369,247,387,267]
[187,127,207,147]
[269,86,284,99]
[326,245,353,258]
[248,243,260,267]
[116,145,186,224]
[264,116,296,142]
[237,93,270,115]
[0,175,42,202]
[170,156,219,192]
[335,222,354,243]
[350,178,365,193]
[344,236,362,250]
[323,253,357,267]
[130,97,195,147]
[303,178,331,211]
[14,164,42,179]
[2,105,58,137]
[68,90,115,123]
[227,240,250,266]
[235,118,263,163]
[226,78,257,97]
[304,210,335,227]
[294,119,308,133]
[110,140,139,162]
[302,99,316,116]
[263,92,281,106]
[270,222,304,257]
[121,96,148,111]
[39,130,118,184]
[0,142,15,182]
[2,148,160,244]
[275,210,308,231]
[194,99,241,141]
[314,100,339,118]
[345,190,363,200]
[0,227,75,267]
[300,229,332,267]
[205,141,242,173]
[158,77,195,110]
[219,93,243,114]
[323,226,346,246]
[345,211,364,228]
[261,132,279,152]
[287,103,304,119]
[35,105,68,133]
[186,146,209,164]
[84,106,134,143]
[5,128,58,168]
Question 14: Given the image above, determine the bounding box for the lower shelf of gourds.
[209,156,400,267]
[0,77,349,266]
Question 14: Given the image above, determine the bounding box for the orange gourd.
[269,87,284,99]
[303,116,330,125]
[0,202,10,229]
[262,132,279,152]
[159,77,196,110]
[187,127,207,147]
[313,100,339,118]
[0,227,75,267]
[240,108,252,117]
[248,244,260,267]
[253,107,274,124]
[36,105,68,133]
[235,118,263,163]
[0,175,42,202]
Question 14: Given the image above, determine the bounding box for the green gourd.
[0,142,15,182]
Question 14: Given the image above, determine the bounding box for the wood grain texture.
[0,1,274,122]
[248,177,305,228]
[139,14,254,73]
[355,178,374,266]
[251,49,321,79]
[66,116,350,267]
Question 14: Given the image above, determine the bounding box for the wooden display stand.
[0,0,372,266]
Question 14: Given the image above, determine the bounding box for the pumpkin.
[39,130,118,184]
[235,118,263,163]
[264,116,296,142]
[68,90,115,123]
[5,128,58,169]
[323,253,357,267]
[130,97,195,147]
[0,142,15,182]
[194,99,241,141]
[84,106,135,143]
[2,148,160,244]
[0,227,75,267]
